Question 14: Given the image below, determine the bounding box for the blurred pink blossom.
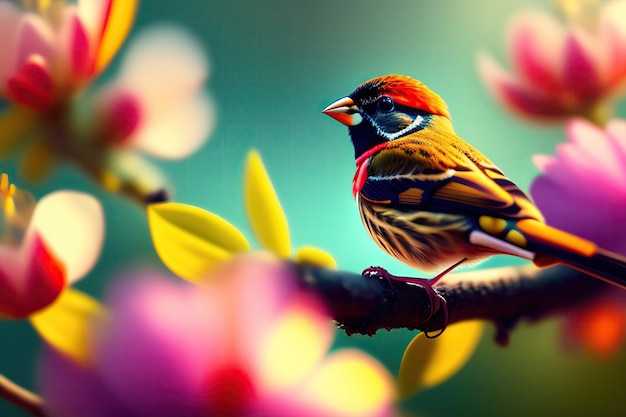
[530,118,626,254]
[39,255,394,417]
[94,25,215,159]
[0,0,136,110]
[531,118,626,357]
[478,0,626,123]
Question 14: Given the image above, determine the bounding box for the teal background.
[2,0,626,416]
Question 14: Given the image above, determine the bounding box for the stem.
[0,374,45,417]
[39,105,167,207]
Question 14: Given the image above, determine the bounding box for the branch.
[0,374,45,417]
[294,263,609,345]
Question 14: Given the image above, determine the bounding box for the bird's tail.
[517,219,626,289]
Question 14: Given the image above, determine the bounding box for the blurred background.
[2,0,625,416]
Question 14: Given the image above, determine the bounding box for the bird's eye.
[377,96,395,113]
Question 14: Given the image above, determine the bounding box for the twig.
[0,374,45,417]
[295,263,609,345]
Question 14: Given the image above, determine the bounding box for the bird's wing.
[358,135,543,221]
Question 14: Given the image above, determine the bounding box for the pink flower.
[0,175,104,318]
[531,118,626,357]
[530,118,626,254]
[93,25,215,159]
[0,0,136,111]
[39,255,394,417]
[477,0,626,122]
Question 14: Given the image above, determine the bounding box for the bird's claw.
[362,266,392,280]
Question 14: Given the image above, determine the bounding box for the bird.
[322,74,626,296]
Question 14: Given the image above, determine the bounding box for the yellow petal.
[257,301,333,391]
[294,246,337,269]
[26,191,104,284]
[397,320,484,398]
[147,202,250,282]
[19,137,55,182]
[29,288,104,365]
[94,0,138,73]
[244,151,290,258]
[299,349,394,416]
[0,106,37,157]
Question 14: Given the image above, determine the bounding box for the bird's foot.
[361,265,451,338]
[361,266,416,283]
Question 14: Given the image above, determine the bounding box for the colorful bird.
[323,74,626,293]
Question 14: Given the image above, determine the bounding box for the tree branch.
[0,374,45,417]
[295,263,609,345]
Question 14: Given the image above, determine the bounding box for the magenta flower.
[478,0,626,123]
[531,118,626,357]
[530,118,626,254]
[39,255,394,417]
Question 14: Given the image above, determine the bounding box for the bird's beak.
[322,97,362,126]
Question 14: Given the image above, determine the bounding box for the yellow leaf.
[94,0,138,73]
[397,320,484,398]
[244,151,291,258]
[29,288,104,366]
[147,202,250,282]
[294,246,337,269]
[0,106,37,157]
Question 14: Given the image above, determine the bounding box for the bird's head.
[323,74,451,159]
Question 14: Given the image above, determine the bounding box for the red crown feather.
[359,74,451,119]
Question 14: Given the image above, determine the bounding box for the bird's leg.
[362,259,466,337]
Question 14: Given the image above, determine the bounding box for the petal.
[39,347,128,417]
[256,295,334,391]
[294,246,337,269]
[564,119,620,172]
[507,10,565,91]
[147,202,250,282]
[115,25,208,107]
[0,234,64,318]
[14,14,54,72]
[7,54,55,110]
[397,320,484,398]
[599,0,626,85]
[95,274,223,416]
[98,89,143,143]
[295,349,393,417]
[26,191,104,283]
[0,2,22,93]
[109,25,212,158]
[62,9,93,80]
[244,151,291,258]
[477,52,567,120]
[562,29,603,100]
[132,92,214,159]
[30,288,103,365]
[89,0,138,74]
